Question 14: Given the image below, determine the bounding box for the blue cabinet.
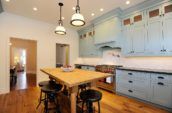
[94,17,122,47]
[122,12,146,56]
[122,1,172,56]
[78,29,101,57]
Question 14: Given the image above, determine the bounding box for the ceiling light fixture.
[5,0,10,2]
[126,0,130,5]
[91,13,95,16]
[72,7,76,10]
[100,8,104,12]
[55,3,66,35]
[70,0,85,27]
[33,7,38,11]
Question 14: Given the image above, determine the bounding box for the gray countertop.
[116,67,172,75]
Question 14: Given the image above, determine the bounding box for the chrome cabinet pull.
[128,80,133,83]
[128,73,133,75]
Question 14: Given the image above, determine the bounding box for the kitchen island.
[41,68,112,113]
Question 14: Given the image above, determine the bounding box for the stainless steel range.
[96,65,122,93]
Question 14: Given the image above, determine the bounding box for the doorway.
[10,38,37,91]
[56,43,70,67]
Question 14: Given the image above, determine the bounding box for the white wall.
[0,12,79,94]
[76,49,172,70]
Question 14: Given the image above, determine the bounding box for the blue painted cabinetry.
[122,12,146,56]
[122,1,172,56]
[78,28,101,57]
[94,17,122,46]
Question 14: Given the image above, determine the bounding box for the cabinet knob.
[128,73,133,75]
[128,80,133,83]
[157,82,164,86]
[128,90,133,93]
[158,76,164,79]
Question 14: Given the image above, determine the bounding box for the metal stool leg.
[36,90,43,109]
[98,101,100,113]
[44,94,49,113]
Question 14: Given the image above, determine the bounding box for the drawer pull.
[128,90,133,93]
[158,82,164,86]
[158,76,164,79]
[128,81,133,83]
[128,73,133,75]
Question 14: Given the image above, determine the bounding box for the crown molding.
[78,0,170,32]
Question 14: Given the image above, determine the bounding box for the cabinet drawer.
[151,73,172,84]
[117,86,148,101]
[116,70,150,81]
[117,79,150,91]
[116,70,135,80]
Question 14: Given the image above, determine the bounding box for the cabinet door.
[163,2,172,53]
[147,6,163,54]
[94,17,121,44]
[79,34,86,57]
[151,83,172,108]
[132,13,145,53]
[122,18,133,54]
[79,31,100,57]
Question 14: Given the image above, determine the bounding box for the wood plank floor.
[10,72,36,91]
[0,87,170,113]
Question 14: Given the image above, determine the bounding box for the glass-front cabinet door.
[162,2,172,54]
[146,6,164,55]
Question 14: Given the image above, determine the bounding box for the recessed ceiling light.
[62,17,65,20]
[72,7,76,10]
[5,0,10,2]
[91,13,95,16]
[100,8,104,12]
[126,0,130,5]
[33,7,38,11]
[9,43,12,46]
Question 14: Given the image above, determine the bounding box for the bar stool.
[41,82,63,113]
[80,89,102,113]
[36,81,50,109]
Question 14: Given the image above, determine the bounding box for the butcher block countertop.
[41,68,112,87]
[116,67,172,75]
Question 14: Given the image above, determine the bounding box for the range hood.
[95,41,121,49]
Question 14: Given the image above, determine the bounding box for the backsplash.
[75,49,172,70]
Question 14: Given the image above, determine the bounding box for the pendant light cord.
[59,3,63,25]
[76,0,80,13]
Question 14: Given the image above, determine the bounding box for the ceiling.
[1,0,146,29]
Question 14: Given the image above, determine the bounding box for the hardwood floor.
[10,72,36,91]
[0,87,170,113]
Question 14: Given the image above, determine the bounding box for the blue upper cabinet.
[122,1,172,56]
[146,5,164,55]
[162,2,172,55]
[94,17,122,47]
[122,12,146,56]
[146,1,172,56]
[78,28,101,58]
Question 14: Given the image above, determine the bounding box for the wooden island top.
[41,68,112,87]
